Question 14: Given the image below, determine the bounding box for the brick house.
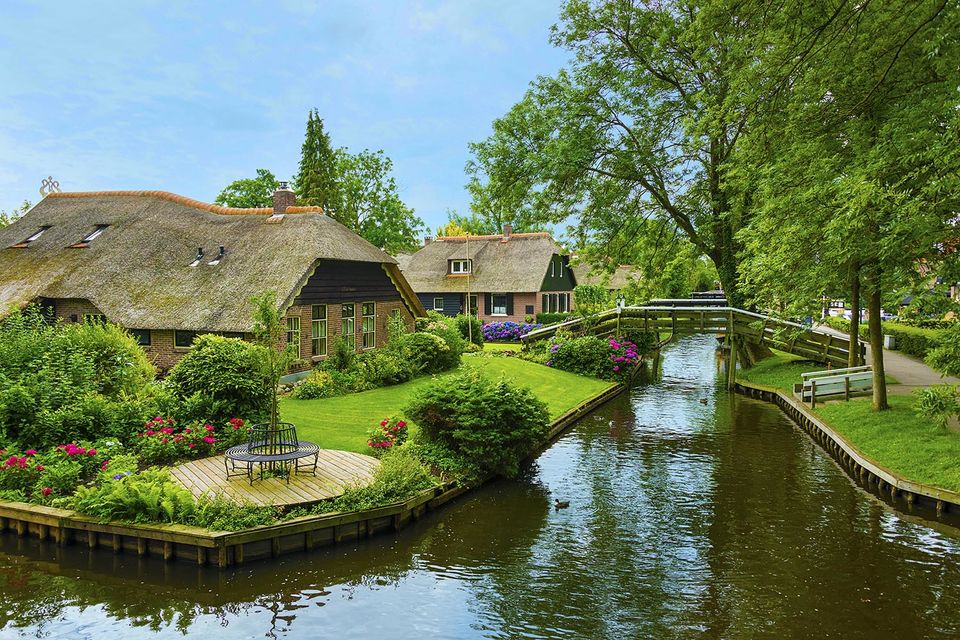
[397,225,576,323]
[0,186,425,372]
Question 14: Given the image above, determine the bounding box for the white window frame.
[286,316,301,359]
[551,261,555,277]
[82,225,109,242]
[311,305,327,357]
[341,303,356,350]
[24,227,49,243]
[450,260,471,274]
[559,293,568,313]
[433,297,444,311]
[362,302,376,350]
[492,294,508,316]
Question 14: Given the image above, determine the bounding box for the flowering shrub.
[0,451,44,494]
[547,335,642,381]
[482,321,543,342]
[367,416,409,456]
[133,417,247,465]
[608,337,641,379]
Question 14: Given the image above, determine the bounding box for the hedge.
[823,317,944,359]
[536,312,574,325]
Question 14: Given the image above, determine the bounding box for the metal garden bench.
[223,422,319,485]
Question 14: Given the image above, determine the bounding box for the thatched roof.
[0,191,402,332]
[399,233,565,293]
[572,264,642,290]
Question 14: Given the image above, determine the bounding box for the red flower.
[87,449,97,456]
[24,449,37,456]
[202,436,216,445]
[204,424,215,433]
[41,487,52,497]
[100,460,109,470]
[35,464,45,471]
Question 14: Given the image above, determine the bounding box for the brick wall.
[283,299,414,371]
[477,292,541,324]
[52,298,104,324]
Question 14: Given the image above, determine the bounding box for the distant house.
[399,225,576,322]
[571,263,642,294]
[0,185,425,371]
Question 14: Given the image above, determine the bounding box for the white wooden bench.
[794,365,872,407]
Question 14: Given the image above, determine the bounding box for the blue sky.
[0,0,567,232]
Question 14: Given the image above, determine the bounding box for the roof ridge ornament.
[39,176,61,197]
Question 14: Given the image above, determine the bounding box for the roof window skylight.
[10,226,50,248]
[82,225,109,242]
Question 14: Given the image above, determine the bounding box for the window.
[341,303,355,350]
[450,260,471,274]
[492,294,508,316]
[551,260,556,277]
[15,226,50,247]
[175,331,197,348]
[130,329,151,346]
[83,313,106,324]
[558,260,564,277]
[82,225,109,242]
[525,304,534,315]
[433,297,444,312]
[362,302,376,349]
[286,316,301,358]
[311,305,327,357]
[466,294,478,315]
[559,293,568,313]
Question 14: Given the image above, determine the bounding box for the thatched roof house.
[572,264,642,292]
[398,225,576,321]
[0,187,425,370]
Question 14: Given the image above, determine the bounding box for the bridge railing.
[521,305,864,367]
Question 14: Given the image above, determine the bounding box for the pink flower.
[101,460,109,470]
[205,424,215,433]
[613,365,620,372]
[202,436,216,445]
[188,443,196,449]
[41,487,52,497]
[87,449,97,456]
[397,420,406,428]
[146,430,156,436]
[35,464,45,471]
[184,428,192,434]
[24,449,37,456]
[161,438,169,444]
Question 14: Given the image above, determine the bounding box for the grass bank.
[738,354,960,492]
[280,357,615,454]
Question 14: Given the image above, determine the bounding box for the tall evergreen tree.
[295,109,340,211]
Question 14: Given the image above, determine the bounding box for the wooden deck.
[170,450,380,508]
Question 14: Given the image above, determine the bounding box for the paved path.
[817,324,959,395]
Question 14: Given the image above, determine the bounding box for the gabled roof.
[0,191,400,332]
[399,232,566,293]
[572,264,642,290]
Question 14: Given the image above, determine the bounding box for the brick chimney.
[273,181,296,214]
[424,236,433,246]
[502,223,512,241]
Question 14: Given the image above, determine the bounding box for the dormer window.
[450,259,472,274]
[83,225,109,242]
[12,226,50,248]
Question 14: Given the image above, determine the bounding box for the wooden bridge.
[522,303,864,368]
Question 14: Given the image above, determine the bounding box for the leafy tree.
[250,291,300,426]
[736,0,960,409]
[435,217,471,237]
[0,200,31,227]
[332,149,425,253]
[295,108,341,211]
[213,169,280,208]
[466,0,762,306]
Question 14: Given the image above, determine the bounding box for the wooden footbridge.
[522,302,864,368]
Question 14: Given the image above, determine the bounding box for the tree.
[737,0,960,410]
[436,216,470,237]
[332,149,425,254]
[0,200,31,227]
[295,109,341,211]
[214,169,280,208]
[466,0,762,307]
[250,291,299,427]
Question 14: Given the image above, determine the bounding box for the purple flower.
[112,473,123,480]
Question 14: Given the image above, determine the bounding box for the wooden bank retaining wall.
[0,381,626,569]
[736,380,960,519]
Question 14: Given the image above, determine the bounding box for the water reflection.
[2,336,959,639]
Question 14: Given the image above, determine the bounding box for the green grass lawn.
[738,353,958,492]
[817,396,960,492]
[280,357,615,454]
[482,342,522,352]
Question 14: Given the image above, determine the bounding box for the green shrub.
[397,332,450,374]
[415,310,449,332]
[56,322,155,396]
[549,335,613,379]
[573,284,611,316]
[33,458,82,500]
[98,453,140,483]
[421,321,465,371]
[453,314,484,345]
[68,469,196,524]
[354,349,415,387]
[290,370,341,399]
[405,370,549,479]
[166,334,271,424]
[824,317,944,360]
[926,323,960,376]
[190,497,278,531]
[536,312,574,325]
[331,447,436,512]
[912,384,959,431]
[328,336,356,372]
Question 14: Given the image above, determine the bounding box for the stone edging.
[736,379,960,518]
[0,381,624,568]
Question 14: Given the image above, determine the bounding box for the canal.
[2,335,959,639]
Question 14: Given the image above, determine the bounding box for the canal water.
[2,335,959,639]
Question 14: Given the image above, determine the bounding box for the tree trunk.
[867,271,889,411]
[848,260,861,367]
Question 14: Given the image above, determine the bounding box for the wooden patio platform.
[169,450,380,508]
